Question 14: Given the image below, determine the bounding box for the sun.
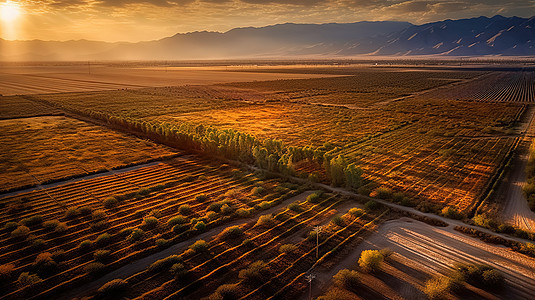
[0,1,20,22]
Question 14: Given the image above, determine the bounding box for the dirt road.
[310,218,535,300]
[502,105,535,231]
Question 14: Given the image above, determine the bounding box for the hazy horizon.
[0,0,534,42]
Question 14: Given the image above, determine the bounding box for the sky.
[1,0,534,42]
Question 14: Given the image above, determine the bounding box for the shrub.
[472,214,497,229]
[95,233,111,247]
[172,224,188,234]
[54,222,68,233]
[33,252,57,277]
[156,238,169,248]
[142,216,159,229]
[194,221,206,231]
[3,221,19,231]
[207,202,223,213]
[279,244,297,254]
[118,227,134,237]
[78,240,93,252]
[17,272,42,287]
[221,204,234,215]
[364,200,379,211]
[138,188,150,196]
[195,194,208,202]
[11,226,30,239]
[103,197,118,209]
[379,248,393,259]
[167,215,187,227]
[348,208,364,217]
[92,209,107,221]
[441,207,464,220]
[219,226,244,240]
[358,250,384,272]
[148,209,162,218]
[148,255,182,273]
[129,229,145,242]
[93,250,112,262]
[239,260,267,283]
[209,284,239,300]
[20,215,43,227]
[241,238,253,248]
[251,186,265,196]
[456,264,504,290]
[97,279,128,297]
[235,208,250,218]
[288,202,302,212]
[423,276,451,300]
[332,215,345,227]
[178,204,192,215]
[170,263,187,279]
[78,206,93,216]
[84,262,105,276]
[307,192,321,203]
[190,240,208,253]
[30,238,47,251]
[42,220,62,231]
[51,250,66,262]
[333,269,360,290]
[317,288,358,300]
[256,214,274,227]
[375,187,393,200]
[0,263,15,281]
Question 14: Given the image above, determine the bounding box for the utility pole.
[314,225,323,259]
[306,273,315,300]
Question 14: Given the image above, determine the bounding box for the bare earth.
[0,65,339,96]
[311,218,535,300]
[503,105,535,231]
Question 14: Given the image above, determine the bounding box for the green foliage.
[170,263,187,279]
[142,216,159,229]
[278,244,298,254]
[84,262,106,276]
[43,220,60,231]
[221,203,234,215]
[78,206,93,216]
[195,194,208,202]
[344,163,363,190]
[33,252,58,277]
[441,207,464,219]
[329,155,347,187]
[118,227,134,237]
[148,255,182,273]
[103,197,119,209]
[20,215,43,227]
[306,192,322,203]
[333,269,360,290]
[209,284,239,300]
[256,214,274,227]
[93,250,112,262]
[190,240,208,253]
[364,200,379,211]
[239,260,268,283]
[348,208,364,217]
[423,276,452,300]
[219,226,244,240]
[129,228,145,242]
[288,202,302,212]
[97,279,128,297]
[17,272,42,287]
[91,209,107,221]
[11,225,30,239]
[30,238,48,251]
[78,240,93,252]
[455,264,504,290]
[156,238,169,248]
[194,221,206,231]
[3,221,19,231]
[358,250,384,273]
[332,215,345,227]
[95,233,111,247]
[472,214,497,229]
[178,204,192,215]
[375,187,393,200]
[251,186,265,196]
[167,215,188,227]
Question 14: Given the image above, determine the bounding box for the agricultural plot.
[0,96,62,119]
[31,68,528,214]
[0,156,304,299]
[83,192,385,300]
[0,115,177,192]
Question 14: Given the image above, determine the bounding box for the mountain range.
[1,15,534,61]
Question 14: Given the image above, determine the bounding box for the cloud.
[240,0,326,6]
[95,0,194,6]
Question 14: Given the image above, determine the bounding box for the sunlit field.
[1,61,535,300]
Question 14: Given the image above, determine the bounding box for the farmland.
[1,61,535,299]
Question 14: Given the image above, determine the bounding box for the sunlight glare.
[1,1,20,23]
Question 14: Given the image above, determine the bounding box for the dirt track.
[310,218,535,300]
[503,105,535,231]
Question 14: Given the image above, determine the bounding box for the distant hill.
[1,16,534,61]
